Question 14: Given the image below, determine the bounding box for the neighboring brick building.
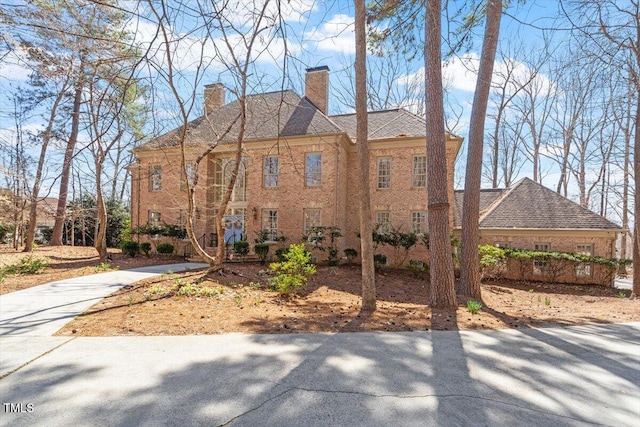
[130,67,463,259]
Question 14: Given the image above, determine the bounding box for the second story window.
[150,165,162,191]
[214,158,247,202]
[412,156,426,188]
[264,156,279,188]
[377,157,391,189]
[180,163,195,191]
[305,153,322,186]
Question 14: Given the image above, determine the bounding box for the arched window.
[215,158,247,202]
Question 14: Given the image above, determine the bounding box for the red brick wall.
[132,135,460,262]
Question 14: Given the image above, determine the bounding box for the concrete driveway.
[0,324,638,426]
[0,263,208,377]
[1,265,639,426]
[616,277,633,290]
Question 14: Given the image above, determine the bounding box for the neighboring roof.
[137,90,343,150]
[454,177,621,230]
[329,109,429,139]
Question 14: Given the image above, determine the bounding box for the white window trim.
[377,157,391,189]
[305,153,322,187]
[412,156,427,188]
[263,156,279,188]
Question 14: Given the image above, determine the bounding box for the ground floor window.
[411,211,427,234]
[149,211,162,227]
[532,242,550,275]
[533,259,549,275]
[303,209,322,236]
[575,244,593,277]
[262,210,278,241]
[375,211,391,233]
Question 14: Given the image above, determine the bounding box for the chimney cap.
[306,65,330,73]
[205,82,224,88]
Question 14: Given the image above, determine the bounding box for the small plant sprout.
[467,300,482,314]
[529,289,535,293]
[544,297,551,306]
[617,292,626,299]
[128,295,134,306]
[94,262,111,273]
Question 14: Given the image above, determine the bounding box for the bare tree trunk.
[425,0,456,309]
[459,0,502,299]
[52,63,84,245]
[94,161,108,261]
[633,89,639,296]
[24,86,68,251]
[356,0,376,311]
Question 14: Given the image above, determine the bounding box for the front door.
[223,215,244,244]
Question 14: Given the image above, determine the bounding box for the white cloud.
[128,11,300,75]
[0,46,33,82]
[304,14,354,54]
[395,54,479,93]
[269,0,317,24]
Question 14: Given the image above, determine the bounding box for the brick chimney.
[305,66,329,114]
[204,83,225,115]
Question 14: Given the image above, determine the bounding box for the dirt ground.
[0,245,186,295]
[3,246,636,335]
[54,261,639,336]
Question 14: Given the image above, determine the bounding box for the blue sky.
[0,0,625,221]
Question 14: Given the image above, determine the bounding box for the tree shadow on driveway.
[0,323,638,426]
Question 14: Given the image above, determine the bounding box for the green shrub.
[233,240,250,256]
[2,255,49,275]
[254,243,269,264]
[344,248,357,265]
[176,282,219,297]
[140,242,152,256]
[156,242,174,254]
[120,241,139,257]
[305,226,342,265]
[467,300,482,314]
[328,248,339,266]
[408,259,428,277]
[275,247,289,262]
[478,244,506,279]
[94,262,112,273]
[373,253,387,271]
[37,226,53,244]
[269,243,317,294]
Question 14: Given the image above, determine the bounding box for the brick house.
[130,67,624,284]
[130,66,462,259]
[453,178,623,285]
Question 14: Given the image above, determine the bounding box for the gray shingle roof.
[454,188,506,227]
[137,90,343,150]
[329,109,428,139]
[454,178,621,230]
